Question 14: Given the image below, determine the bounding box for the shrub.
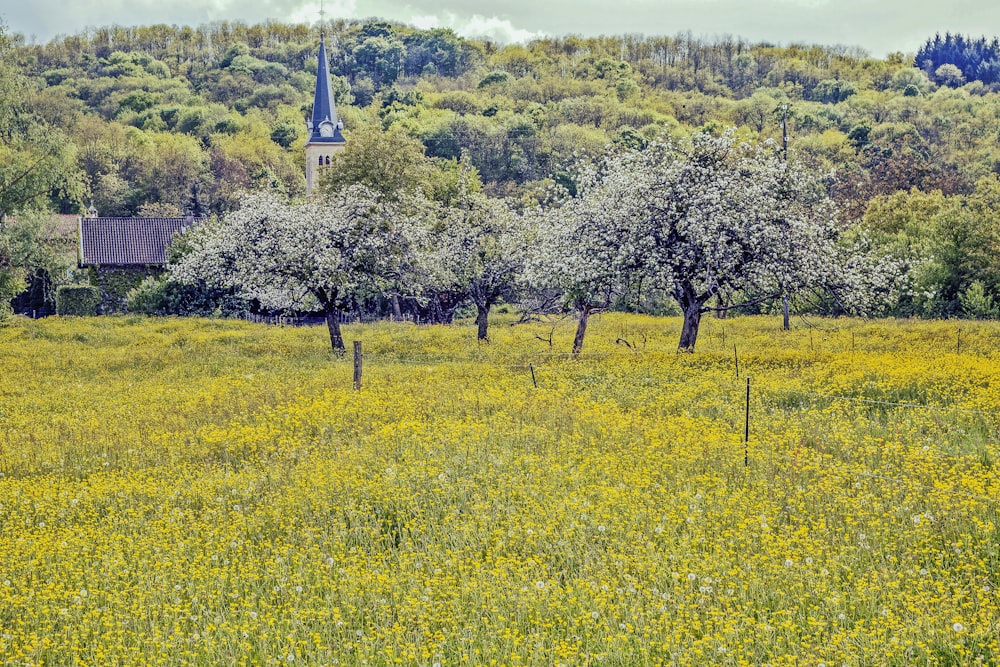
[959,280,998,319]
[56,286,101,316]
[126,276,247,317]
[477,70,512,88]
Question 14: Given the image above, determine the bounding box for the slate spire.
[308,34,344,143]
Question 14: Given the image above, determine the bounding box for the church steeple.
[305,32,346,196]
[307,34,344,144]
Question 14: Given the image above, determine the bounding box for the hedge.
[56,286,102,316]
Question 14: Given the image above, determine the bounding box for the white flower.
[953,622,965,633]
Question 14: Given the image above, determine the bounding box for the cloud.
[5,0,1000,56]
[408,11,546,44]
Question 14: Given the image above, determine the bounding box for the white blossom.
[171,187,416,352]
[527,130,866,351]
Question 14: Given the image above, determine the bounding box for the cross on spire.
[319,0,325,34]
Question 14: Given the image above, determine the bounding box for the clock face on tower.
[319,121,335,138]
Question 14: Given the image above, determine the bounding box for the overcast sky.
[3,0,1000,57]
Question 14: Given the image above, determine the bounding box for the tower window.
[325,155,331,165]
[318,156,323,166]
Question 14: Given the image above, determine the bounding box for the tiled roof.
[79,217,192,267]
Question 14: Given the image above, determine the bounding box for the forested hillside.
[3,19,1000,320]
[6,20,1000,215]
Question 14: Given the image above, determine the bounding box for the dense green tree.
[0,23,83,220]
[318,122,431,200]
[0,211,68,318]
[862,177,1000,317]
[0,231,25,319]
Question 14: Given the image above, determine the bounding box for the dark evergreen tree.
[916,32,1000,86]
[185,182,208,218]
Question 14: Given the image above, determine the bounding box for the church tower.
[305,34,346,197]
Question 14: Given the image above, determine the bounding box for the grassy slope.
[0,314,997,665]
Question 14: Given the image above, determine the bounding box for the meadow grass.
[0,313,997,666]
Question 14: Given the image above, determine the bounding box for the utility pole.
[781,103,790,331]
[781,103,789,160]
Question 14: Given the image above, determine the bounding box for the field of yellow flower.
[0,313,997,666]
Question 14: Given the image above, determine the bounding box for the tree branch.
[701,291,781,314]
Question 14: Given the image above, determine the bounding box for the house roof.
[79,217,192,267]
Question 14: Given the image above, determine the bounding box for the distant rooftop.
[79,217,194,267]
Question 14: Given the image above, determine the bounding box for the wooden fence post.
[744,377,751,467]
[353,341,363,391]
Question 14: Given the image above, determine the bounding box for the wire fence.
[257,334,1000,508]
[338,342,1000,419]
[758,388,1000,419]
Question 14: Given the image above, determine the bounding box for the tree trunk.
[325,307,345,355]
[782,294,790,331]
[572,306,591,356]
[391,291,402,321]
[476,302,491,342]
[676,283,705,352]
[678,305,702,352]
[715,293,728,319]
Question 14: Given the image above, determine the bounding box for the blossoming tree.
[417,164,527,341]
[541,130,848,352]
[526,157,644,355]
[171,187,414,354]
[634,131,845,350]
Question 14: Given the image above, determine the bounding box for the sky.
[3,0,1000,57]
